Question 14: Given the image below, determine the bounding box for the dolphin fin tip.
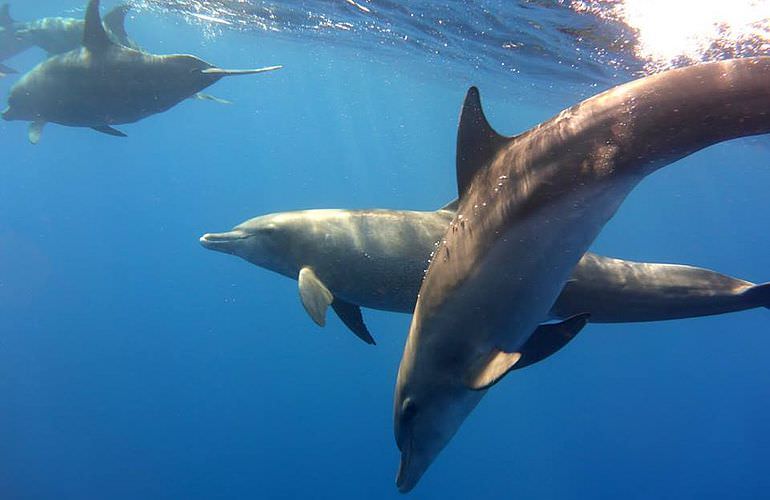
[743,282,770,309]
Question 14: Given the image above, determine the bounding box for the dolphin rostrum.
[1,0,281,143]
[394,57,770,492]
[200,205,769,344]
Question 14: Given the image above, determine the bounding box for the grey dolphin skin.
[200,206,770,344]
[0,4,32,75]
[393,57,770,492]
[14,4,139,55]
[1,0,281,143]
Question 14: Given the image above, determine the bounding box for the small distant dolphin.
[394,57,770,492]
[200,205,769,344]
[14,3,138,55]
[0,4,33,75]
[1,0,281,143]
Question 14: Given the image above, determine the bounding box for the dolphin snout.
[396,439,425,494]
[199,230,249,253]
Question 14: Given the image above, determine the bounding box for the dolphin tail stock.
[740,282,770,310]
[201,65,283,77]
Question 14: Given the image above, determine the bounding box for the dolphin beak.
[396,439,423,493]
[200,65,283,76]
[199,230,249,253]
[1,106,13,120]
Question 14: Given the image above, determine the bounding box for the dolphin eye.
[402,398,418,421]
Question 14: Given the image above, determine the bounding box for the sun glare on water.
[573,0,770,71]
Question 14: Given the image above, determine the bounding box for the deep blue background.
[1,2,769,499]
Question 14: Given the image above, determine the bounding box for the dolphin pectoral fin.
[200,65,283,76]
[331,299,376,345]
[298,267,334,327]
[83,0,115,52]
[28,121,45,145]
[465,313,590,390]
[742,282,770,309]
[464,350,523,391]
[438,199,459,212]
[193,93,232,105]
[512,313,590,371]
[103,4,131,47]
[0,62,17,76]
[456,87,510,199]
[0,4,14,28]
[91,125,127,137]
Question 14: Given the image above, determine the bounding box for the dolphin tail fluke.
[741,282,770,310]
[201,65,283,76]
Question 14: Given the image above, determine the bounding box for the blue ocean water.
[1,1,769,499]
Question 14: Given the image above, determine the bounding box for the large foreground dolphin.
[1,0,281,143]
[200,206,769,344]
[394,57,770,492]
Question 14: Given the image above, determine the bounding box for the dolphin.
[0,4,33,75]
[1,0,281,143]
[393,57,770,492]
[200,205,770,344]
[14,3,139,55]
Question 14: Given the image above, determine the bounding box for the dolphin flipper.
[465,313,590,390]
[92,125,127,137]
[331,299,376,345]
[28,121,45,144]
[512,313,590,371]
[742,282,770,310]
[193,93,232,105]
[298,267,334,327]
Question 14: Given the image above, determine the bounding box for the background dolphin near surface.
[394,57,770,492]
[200,206,770,345]
[0,0,282,143]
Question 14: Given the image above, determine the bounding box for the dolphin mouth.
[396,437,416,493]
[199,230,250,252]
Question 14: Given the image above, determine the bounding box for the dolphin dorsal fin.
[102,4,131,47]
[0,4,13,28]
[456,87,509,199]
[83,0,113,52]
